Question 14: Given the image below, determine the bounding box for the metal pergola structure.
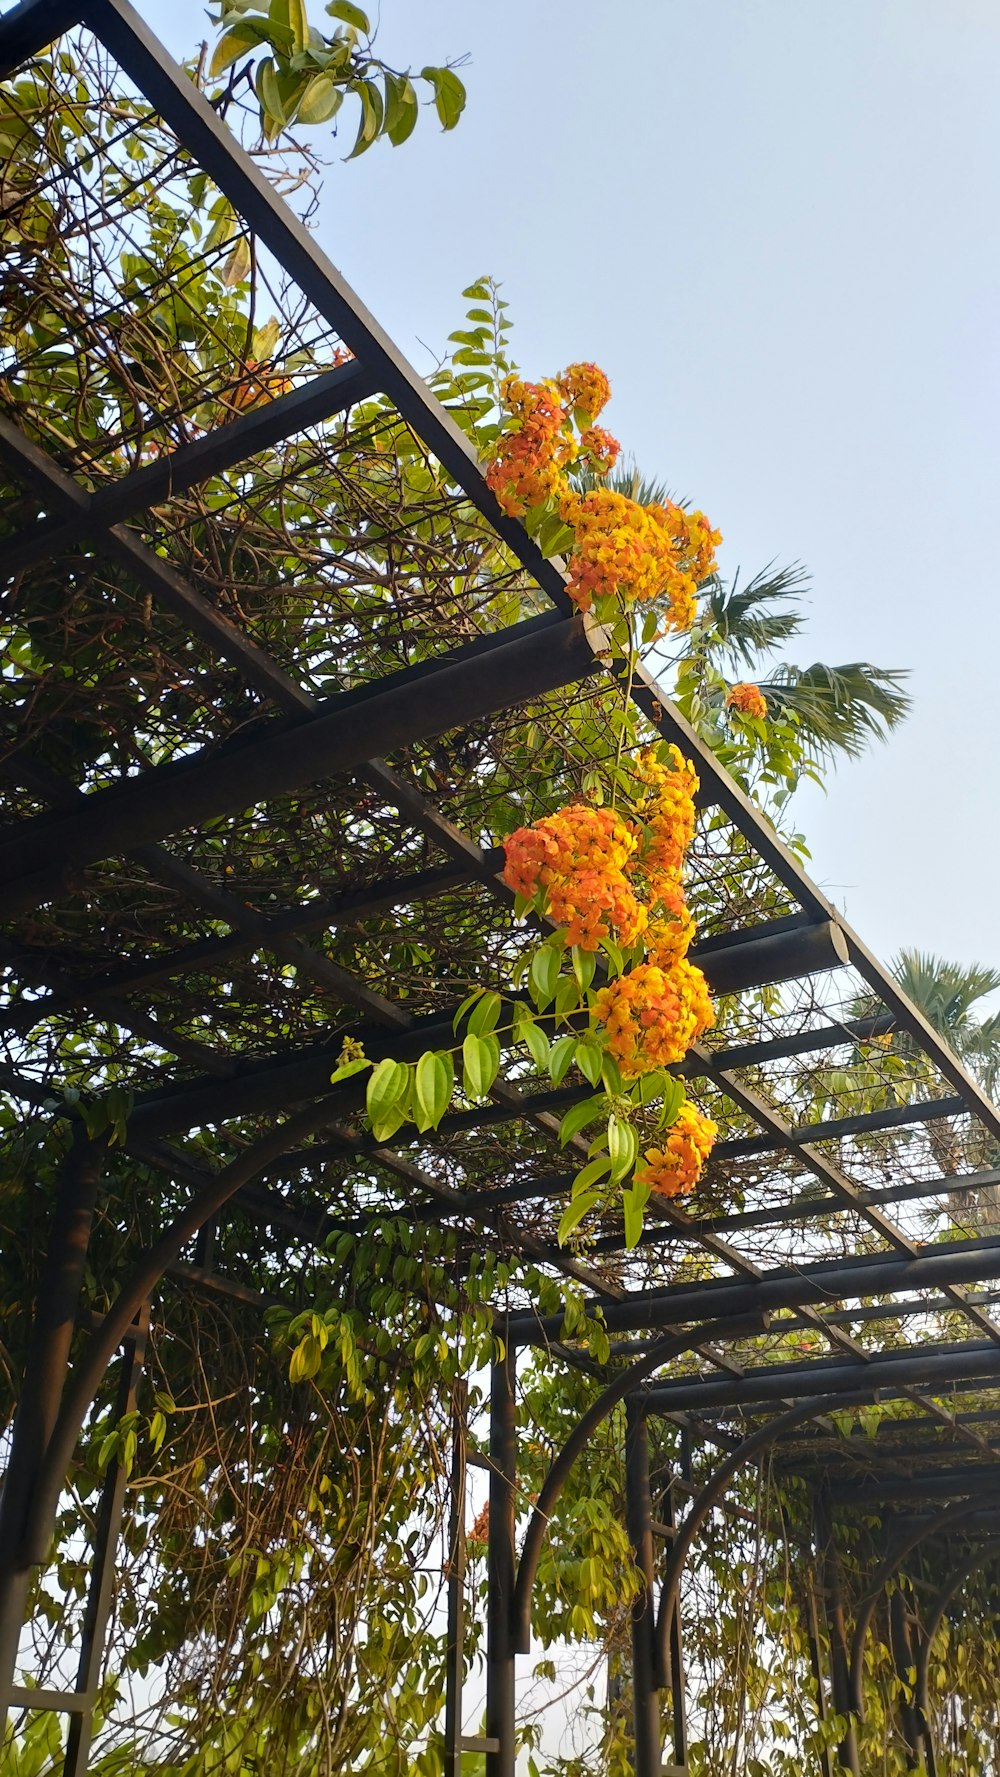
[2,4,1000,1773]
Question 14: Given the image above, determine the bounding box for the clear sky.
[144,0,1000,972]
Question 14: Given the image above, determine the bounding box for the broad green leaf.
[366,1057,409,1132]
[575,1039,603,1086]
[385,71,419,146]
[529,943,560,1009]
[557,1189,600,1246]
[607,1114,638,1182]
[559,1094,606,1147]
[284,0,309,55]
[296,72,343,123]
[210,20,269,76]
[327,0,370,29]
[468,990,502,1037]
[421,64,466,130]
[346,78,382,158]
[413,1050,454,1132]
[622,1176,650,1250]
[518,1014,550,1071]
[256,57,286,128]
[463,1032,500,1102]
[329,1055,370,1085]
[572,1154,612,1192]
[452,985,485,1034]
[601,1053,623,1096]
[548,1034,577,1085]
[571,947,596,993]
[658,1076,686,1128]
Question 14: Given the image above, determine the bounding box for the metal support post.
[624,1403,663,1777]
[0,1132,104,1733]
[443,1381,467,1777]
[485,1339,516,1777]
[61,1306,149,1777]
[657,1470,688,1776]
[888,1584,925,1773]
[812,1496,860,1777]
[802,1578,835,1777]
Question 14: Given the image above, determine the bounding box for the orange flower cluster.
[632,746,698,882]
[726,681,768,720]
[502,803,647,950]
[557,360,611,418]
[580,424,620,470]
[594,956,713,1078]
[485,376,576,517]
[558,488,719,629]
[636,1101,717,1198]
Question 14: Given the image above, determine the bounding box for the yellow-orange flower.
[485,376,576,517]
[558,488,719,630]
[630,745,699,887]
[636,1101,717,1198]
[593,956,714,1077]
[557,361,611,418]
[580,425,620,471]
[503,804,647,950]
[726,682,768,720]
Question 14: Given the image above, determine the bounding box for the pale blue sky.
[145,0,1000,971]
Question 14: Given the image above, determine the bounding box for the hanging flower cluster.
[636,1100,718,1198]
[726,681,768,719]
[558,489,718,631]
[486,360,719,632]
[502,738,716,1210]
[502,803,647,950]
[485,365,621,518]
[594,956,713,1077]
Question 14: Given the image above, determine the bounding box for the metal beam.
[0,614,595,914]
[1,359,378,579]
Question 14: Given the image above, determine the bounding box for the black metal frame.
[4,2,1000,1769]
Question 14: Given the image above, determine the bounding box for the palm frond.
[700,562,808,667]
[759,661,911,760]
[573,456,677,509]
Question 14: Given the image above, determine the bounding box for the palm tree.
[592,460,912,771]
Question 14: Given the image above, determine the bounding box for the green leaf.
[516,1009,550,1071]
[329,1055,370,1085]
[601,1053,623,1096]
[575,1039,604,1086]
[572,1154,612,1193]
[452,985,485,1035]
[463,1032,500,1102]
[285,0,309,55]
[548,1034,577,1086]
[468,990,502,1037]
[209,20,269,76]
[346,77,382,158]
[366,1057,409,1137]
[557,1190,600,1246]
[571,947,597,993]
[384,71,419,146]
[326,0,370,29]
[529,943,560,1009]
[296,71,343,123]
[256,56,287,128]
[658,1076,686,1129]
[559,1094,606,1147]
[413,1050,454,1132]
[420,64,466,130]
[607,1114,638,1183]
[622,1176,650,1250]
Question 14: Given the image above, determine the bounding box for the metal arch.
[19,1097,344,1571]
[913,1537,1000,1777]
[508,1312,767,1654]
[648,1387,982,1691]
[845,1500,985,1717]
